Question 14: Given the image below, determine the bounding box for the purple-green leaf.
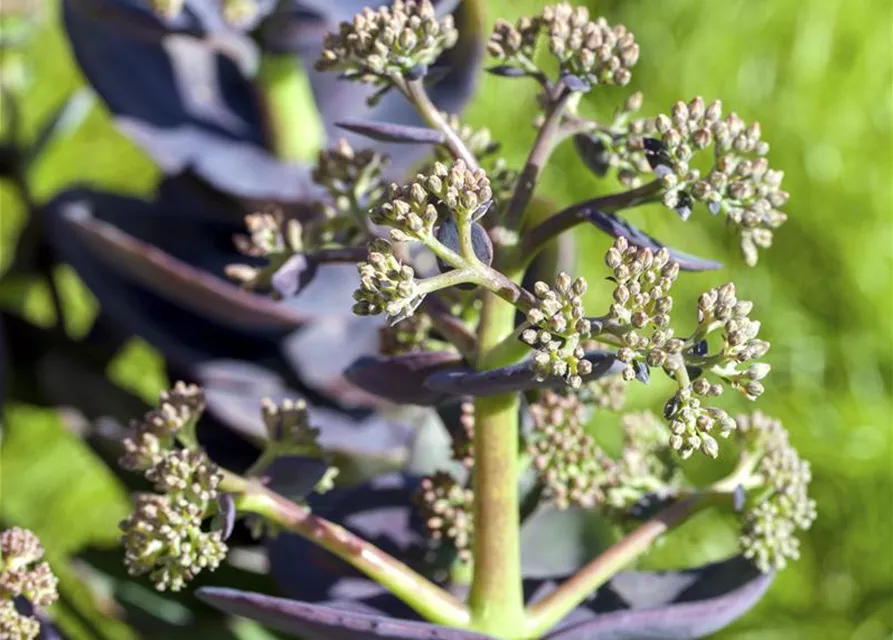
[335,120,446,145]
[344,352,463,406]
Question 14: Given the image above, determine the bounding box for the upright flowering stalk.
[111,2,815,639]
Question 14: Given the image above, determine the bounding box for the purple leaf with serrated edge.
[584,210,723,272]
[539,556,773,639]
[58,194,306,330]
[344,352,462,406]
[423,350,624,396]
[259,455,330,500]
[196,589,495,640]
[335,120,445,145]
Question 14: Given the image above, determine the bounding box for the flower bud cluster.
[604,412,684,512]
[574,92,652,187]
[226,209,305,296]
[646,97,788,265]
[118,384,228,591]
[735,413,816,573]
[527,391,617,509]
[373,161,493,242]
[488,4,638,89]
[120,382,205,471]
[697,283,771,400]
[120,493,227,591]
[353,239,422,322]
[577,370,627,411]
[313,138,387,243]
[448,401,475,469]
[260,397,322,455]
[603,237,680,381]
[541,4,639,88]
[414,472,474,562]
[379,313,434,355]
[0,528,58,639]
[662,385,736,460]
[522,273,593,388]
[316,1,458,86]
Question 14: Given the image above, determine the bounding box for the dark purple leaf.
[335,120,445,145]
[632,360,650,385]
[423,350,624,397]
[272,253,318,298]
[485,65,528,78]
[643,138,673,172]
[344,352,462,406]
[538,555,773,639]
[196,361,416,463]
[573,133,610,178]
[583,210,723,271]
[58,194,307,330]
[259,455,330,500]
[196,589,494,640]
[560,73,590,92]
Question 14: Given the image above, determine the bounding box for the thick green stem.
[256,54,323,163]
[221,470,470,628]
[468,291,525,633]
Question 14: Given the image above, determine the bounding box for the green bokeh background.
[1,0,891,638]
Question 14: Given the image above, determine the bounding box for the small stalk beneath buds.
[502,88,575,231]
[467,291,526,633]
[400,77,480,171]
[221,470,471,628]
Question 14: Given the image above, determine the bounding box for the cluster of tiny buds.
[145,448,223,508]
[0,528,58,640]
[735,412,816,573]
[354,239,421,322]
[604,411,682,512]
[316,0,457,85]
[448,401,475,468]
[663,385,736,459]
[523,273,593,388]
[313,138,386,220]
[573,91,651,187]
[120,493,227,591]
[642,97,788,265]
[577,370,627,411]
[603,237,680,380]
[414,473,473,562]
[379,313,433,355]
[697,283,771,399]
[227,210,304,295]
[120,382,205,472]
[260,397,321,453]
[488,4,638,88]
[541,3,638,87]
[527,391,616,509]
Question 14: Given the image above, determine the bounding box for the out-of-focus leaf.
[196,589,494,640]
[423,350,624,396]
[573,133,610,178]
[259,455,330,501]
[344,352,462,406]
[27,88,95,166]
[583,210,723,272]
[537,555,773,639]
[334,120,445,145]
[0,403,130,554]
[58,195,306,330]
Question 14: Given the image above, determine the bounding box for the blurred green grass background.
[1,0,891,638]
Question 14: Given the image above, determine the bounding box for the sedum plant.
[102,2,815,639]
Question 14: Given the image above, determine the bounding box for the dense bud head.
[414,472,474,561]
